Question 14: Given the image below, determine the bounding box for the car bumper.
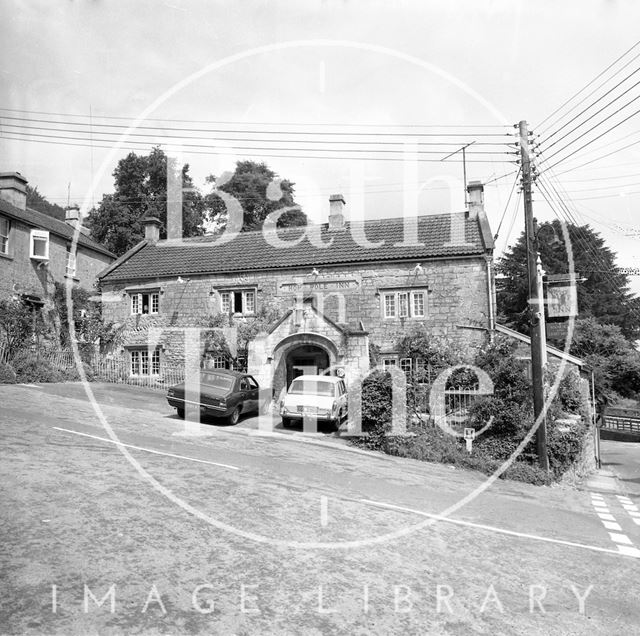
[167,396,229,416]
[280,409,337,422]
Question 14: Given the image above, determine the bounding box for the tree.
[569,317,640,405]
[0,299,36,359]
[86,147,205,256]
[496,220,640,340]
[26,186,66,221]
[205,160,307,232]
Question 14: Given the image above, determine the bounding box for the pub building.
[98,182,498,397]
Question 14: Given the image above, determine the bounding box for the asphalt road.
[1,382,640,635]
[601,439,640,497]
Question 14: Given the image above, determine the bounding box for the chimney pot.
[142,216,162,243]
[65,205,80,229]
[0,172,28,210]
[328,194,346,230]
[466,181,484,219]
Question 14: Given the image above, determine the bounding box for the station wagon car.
[167,369,263,425]
[280,375,348,431]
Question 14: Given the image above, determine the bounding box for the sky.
[1,0,640,290]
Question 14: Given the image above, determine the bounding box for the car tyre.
[227,406,241,426]
[176,407,185,419]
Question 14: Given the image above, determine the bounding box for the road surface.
[1,382,639,635]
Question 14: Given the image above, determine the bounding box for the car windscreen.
[201,374,234,390]
[288,379,336,396]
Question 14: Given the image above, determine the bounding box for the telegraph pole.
[518,120,549,471]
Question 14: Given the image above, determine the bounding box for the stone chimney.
[142,216,161,243]
[0,172,28,210]
[328,194,346,230]
[466,181,484,219]
[65,205,80,229]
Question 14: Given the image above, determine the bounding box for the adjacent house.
[98,181,498,395]
[0,172,115,320]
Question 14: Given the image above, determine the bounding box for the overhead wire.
[0,107,512,129]
[538,55,640,140]
[538,77,640,154]
[536,38,640,132]
[538,104,640,173]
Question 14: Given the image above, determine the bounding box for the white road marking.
[597,512,616,521]
[320,495,328,527]
[609,532,633,545]
[361,499,640,559]
[617,495,633,503]
[602,520,623,531]
[623,504,639,512]
[618,545,640,557]
[52,427,239,470]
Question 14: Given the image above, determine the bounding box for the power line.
[0,122,514,152]
[0,132,517,164]
[539,104,640,172]
[493,168,521,240]
[538,77,640,153]
[538,54,640,139]
[536,39,640,131]
[0,114,514,139]
[549,138,640,176]
[0,107,511,129]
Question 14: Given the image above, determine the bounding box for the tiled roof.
[100,212,493,283]
[0,197,115,258]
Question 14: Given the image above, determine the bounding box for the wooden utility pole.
[518,120,549,471]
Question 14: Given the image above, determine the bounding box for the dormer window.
[30,229,49,260]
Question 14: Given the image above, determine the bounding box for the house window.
[219,289,256,315]
[398,292,409,318]
[30,229,49,260]
[381,289,428,319]
[130,349,160,376]
[382,357,397,368]
[130,292,160,315]
[399,358,413,377]
[65,245,77,277]
[0,216,10,255]
[412,291,425,317]
[383,294,396,318]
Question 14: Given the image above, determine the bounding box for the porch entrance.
[285,344,330,389]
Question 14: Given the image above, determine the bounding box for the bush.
[500,462,553,486]
[556,371,584,415]
[11,353,66,383]
[546,421,587,476]
[0,362,16,384]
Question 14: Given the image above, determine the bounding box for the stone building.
[0,172,115,319]
[98,182,497,395]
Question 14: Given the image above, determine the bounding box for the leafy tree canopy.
[26,185,66,221]
[205,160,307,232]
[496,220,640,341]
[86,147,205,256]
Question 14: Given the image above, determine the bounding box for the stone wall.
[101,254,493,369]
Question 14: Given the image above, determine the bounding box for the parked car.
[167,369,264,425]
[280,375,348,431]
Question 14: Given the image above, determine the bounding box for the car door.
[338,380,348,417]
[246,375,260,412]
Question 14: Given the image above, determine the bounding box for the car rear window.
[202,374,234,390]
[289,379,336,396]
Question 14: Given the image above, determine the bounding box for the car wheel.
[176,408,185,419]
[227,406,241,425]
